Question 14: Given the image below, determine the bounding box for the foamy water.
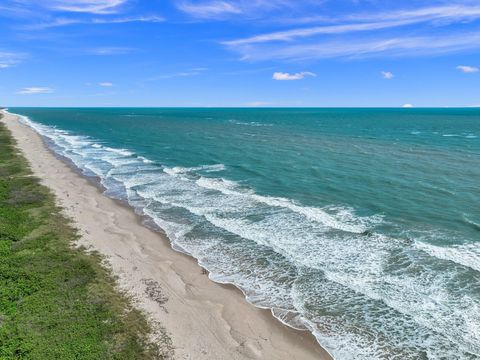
[11,108,480,360]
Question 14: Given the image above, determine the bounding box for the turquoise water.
[10,108,480,359]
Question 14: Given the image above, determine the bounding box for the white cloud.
[224,4,480,46]
[222,4,480,61]
[0,51,23,69]
[224,20,418,46]
[381,71,394,79]
[47,0,128,14]
[231,32,480,61]
[17,87,54,94]
[180,2,480,24]
[177,1,241,18]
[99,82,113,87]
[402,103,414,108]
[149,67,208,80]
[93,16,165,24]
[24,15,165,30]
[176,0,295,19]
[88,47,133,55]
[348,4,480,23]
[0,0,132,18]
[272,71,316,80]
[457,65,478,73]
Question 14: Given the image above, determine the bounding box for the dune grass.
[0,116,172,359]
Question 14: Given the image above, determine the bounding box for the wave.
[442,133,478,139]
[14,111,480,360]
[163,163,226,176]
[415,241,480,273]
[463,215,480,231]
[164,165,377,234]
[228,119,273,127]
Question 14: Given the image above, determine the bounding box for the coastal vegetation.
[0,116,171,359]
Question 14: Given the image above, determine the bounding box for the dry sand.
[1,110,332,360]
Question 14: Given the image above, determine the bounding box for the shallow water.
[10,107,480,359]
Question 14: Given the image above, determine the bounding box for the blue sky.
[0,0,479,107]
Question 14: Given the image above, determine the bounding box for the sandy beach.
[1,110,331,360]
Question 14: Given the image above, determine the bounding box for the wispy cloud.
[1,0,129,16]
[0,51,24,69]
[88,47,134,55]
[348,4,480,23]
[0,1,122,24]
[176,0,298,19]
[272,71,316,80]
[148,67,208,80]
[17,87,54,94]
[46,0,128,14]
[222,3,480,61]
[225,4,480,46]
[457,65,478,73]
[230,31,480,61]
[23,15,164,30]
[177,1,241,18]
[99,82,113,87]
[224,20,419,46]
[92,15,164,24]
[381,71,394,79]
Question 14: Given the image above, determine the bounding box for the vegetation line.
[0,116,172,359]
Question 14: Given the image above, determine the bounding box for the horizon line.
[3,106,480,109]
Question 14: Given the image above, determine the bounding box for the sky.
[0,0,479,107]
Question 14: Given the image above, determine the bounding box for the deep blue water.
[10,108,480,359]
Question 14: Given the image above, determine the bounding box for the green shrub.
[0,121,172,359]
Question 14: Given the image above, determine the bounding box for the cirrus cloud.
[88,47,134,55]
[17,87,54,94]
[47,0,128,14]
[176,1,241,19]
[222,4,480,62]
[176,0,297,19]
[0,51,24,69]
[23,15,165,30]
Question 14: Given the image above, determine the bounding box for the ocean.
[9,107,480,359]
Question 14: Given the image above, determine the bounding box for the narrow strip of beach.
[1,110,332,360]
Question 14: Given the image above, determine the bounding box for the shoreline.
[1,110,332,360]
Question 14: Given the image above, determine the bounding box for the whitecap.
[228,119,273,127]
[193,174,376,234]
[415,241,480,273]
[163,163,226,176]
